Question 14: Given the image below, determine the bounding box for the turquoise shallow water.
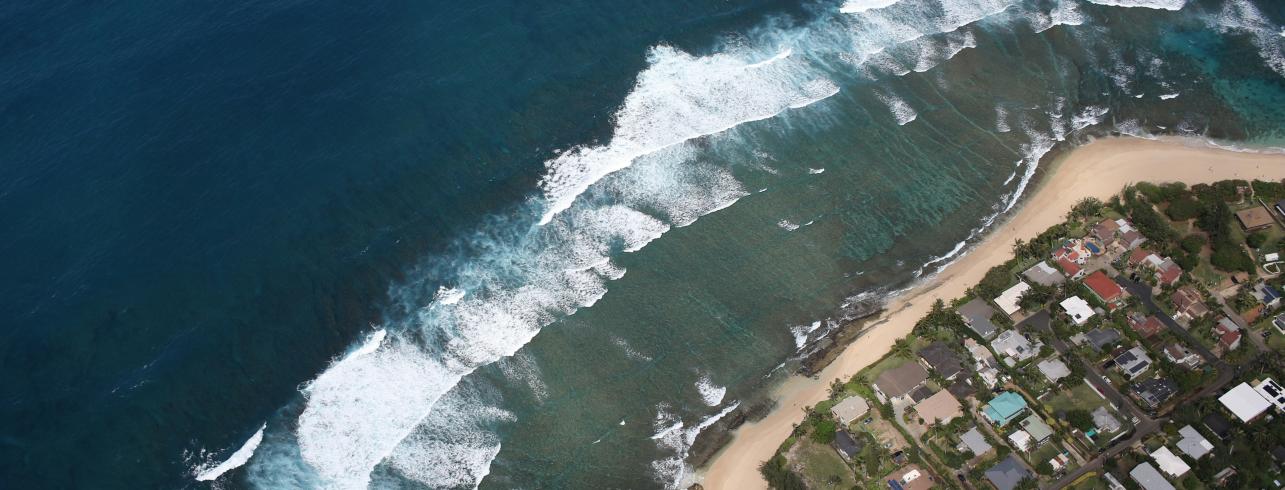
[1,0,1282,488]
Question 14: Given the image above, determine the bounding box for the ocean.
[0,0,1281,488]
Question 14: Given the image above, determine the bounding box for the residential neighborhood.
[759,180,1285,490]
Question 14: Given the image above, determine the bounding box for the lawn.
[1045,382,1107,414]
[791,439,857,489]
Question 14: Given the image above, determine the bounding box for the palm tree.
[892,338,913,358]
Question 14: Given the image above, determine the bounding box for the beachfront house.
[830,396,869,426]
[1235,206,1274,232]
[1114,346,1152,380]
[1176,425,1213,460]
[916,341,965,381]
[834,429,862,461]
[982,391,1028,427]
[873,362,929,403]
[1022,261,1066,286]
[958,298,999,339]
[1060,296,1095,325]
[994,281,1031,317]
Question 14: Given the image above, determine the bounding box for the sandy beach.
[697,136,1285,489]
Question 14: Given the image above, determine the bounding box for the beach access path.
[697,136,1285,490]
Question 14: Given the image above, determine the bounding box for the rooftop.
[1235,206,1275,231]
[1150,446,1190,478]
[1128,315,1165,338]
[830,396,870,426]
[985,455,1032,490]
[1020,414,1054,442]
[1037,358,1071,382]
[1219,382,1271,422]
[914,390,962,425]
[1092,406,1122,434]
[1061,296,1095,325]
[1084,270,1124,303]
[1022,261,1066,286]
[960,427,992,456]
[994,281,1031,316]
[875,362,929,399]
[1085,327,1123,350]
[1129,463,1176,490]
[1176,425,1213,460]
[983,392,1028,426]
[917,341,965,380]
[958,298,999,338]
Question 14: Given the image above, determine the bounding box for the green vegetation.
[760,453,806,490]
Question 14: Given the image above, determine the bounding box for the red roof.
[1218,327,1241,350]
[1057,257,1081,277]
[1084,270,1123,303]
[1158,264,1182,286]
[1128,248,1151,266]
[1130,315,1165,338]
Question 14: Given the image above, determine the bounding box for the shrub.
[759,454,807,490]
[1247,232,1269,249]
[810,419,836,444]
[1167,198,1203,221]
[1066,409,1094,431]
[1181,234,1206,254]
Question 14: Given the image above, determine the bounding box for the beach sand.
[697,136,1285,489]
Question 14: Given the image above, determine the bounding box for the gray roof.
[1115,346,1152,377]
[985,455,1033,490]
[960,427,992,455]
[1092,406,1122,433]
[1130,462,1176,490]
[1016,310,1051,332]
[917,341,965,379]
[1037,358,1072,382]
[1086,328,1123,350]
[958,298,999,338]
[830,396,869,425]
[1023,261,1066,286]
[1176,425,1212,459]
[875,362,929,399]
[834,429,862,460]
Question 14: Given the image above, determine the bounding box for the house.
[991,330,1042,365]
[1276,199,1285,218]
[1092,406,1122,434]
[1114,346,1153,380]
[1019,415,1054,445]
[909,385,935,403]
[1202,412,1233,440]
[1085,327,1123,350]
[834,429,863,461]
[874,362,929,403]
[958,298,999,339]
[1275,313,1285,334]
[830,396,870,426]
[1016,309,1050,332]
[1155,259,1183,287]
[914,390,962,425]
[964,338,1001,388]
[982,392,1028,427]
[1037,358,1072,383]
[1049,452,1072,472]
[1235,206,1274,232]
[1130,463,1176,490]
[1054,241,1088,264]
[1214,318,1241,352]
[1092,219,1122,243]
[1022,261,1066,286]
[1133,378,1178,408]
[1163,343,1202,369]
[1176,425,1213,460]
[1084,270,1125,305]
[1103,472,1127,490]
[1127,247,1154,267]
[1127,314,1165,338]
[882,464,933,490]
[1219,382,1272,422]
[1253,282,1282,310]
[1057,256,1084,279]
[1061,296,1095,325]
[985,455,1033,490]
[947,379,976,399]
[1150,447,1190,478]
[1171,286,1209,322]
[959,427,992,456]
[994,281,1031,316]
[1008,430,1033,452]
[1253,378,1285,410]
[917,342,965,381]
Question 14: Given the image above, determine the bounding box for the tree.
[810,419,836,444]
[1181,234,1206,254]
[892,338,913,358]
[1071,197,1103,222]
[1019,283,1056,310]
[1066,409,1094,431]
[1166,197,1203,221]
[759,454,806,490]
[1247,231,1269,249]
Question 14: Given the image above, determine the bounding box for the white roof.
[1267,252,1280,262]
[1008,430,1033,451]
[1061,296,1095,325]
[1037,358,1071,382]
[1253,378,1285,410]
[1176,425,1213,459]
[1219,382,1272,422]
[995,281,1031,316]
[830,396,870,425]
[1149,447,1190,477]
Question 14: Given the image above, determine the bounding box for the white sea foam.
[346,329,386,361]
[695,374,727,406]
[194,423,267,482]
[876,91,917,125]
[383,390,515,490]
[536,45,838,225]
[840,0,903,14]
[433,286,465,305]
[791,320,824,349]
[650,402,740,488]
[995,105,1011,133]
[777,219,801,231]
[808,167,826,174]
[1213,0,1285,78]
[1159,93,1179,100]
[1086,0,1184,11]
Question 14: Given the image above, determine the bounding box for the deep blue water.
[1,0,1282,488]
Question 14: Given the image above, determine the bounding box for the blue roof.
[983,392,1028,426]
[1265,285,1281,301]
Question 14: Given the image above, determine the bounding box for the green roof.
[1020,414,1054,441]
[983,392,1028,426]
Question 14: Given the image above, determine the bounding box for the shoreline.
[696,135,1285,489]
